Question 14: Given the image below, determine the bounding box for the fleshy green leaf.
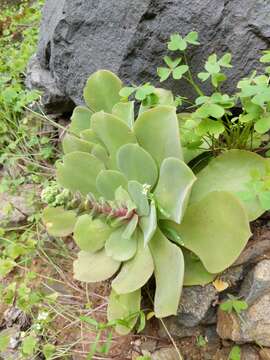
[149,228,184,318]
[107,289,141,335]
[73,249,120,282]
[56,151,105,196]
[182,249,216,286]
[117,144,158,188]
[91,143,109,165]
[168,191,251,273]
[154,157,196,223]
[140,200,157,247]
[91,111,137,168]
[112,101,134,128]
[190,149,267,220]
[74,215,113,252]
[80,129,102,144]
[105,226,138,262]
[96,170,128,200]
[62,134,93,154]
[42,207,77,237]
[128,181,149,216]
[134,106,182,166]
[83,70,122,113]
[112,232,154,294]
[69,106,92,135]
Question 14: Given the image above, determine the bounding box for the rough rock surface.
[177,284,217,327]
[0,185,39,227]
[28,0,270,112]
[151,347,180,360]
[217,260,270,346]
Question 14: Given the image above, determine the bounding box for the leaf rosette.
[43,70,268,334]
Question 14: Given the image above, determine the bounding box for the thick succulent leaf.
[139,88,174,115]
[91,144,109,165]
[134,106,182,166]
[105,226,137,262]
[155,88,175,106]
[112,232,154,294]
[183,249,216,286]
[122,215,139,239]
[83,70,122,113]
[73,249,120,282]
[190,150,267,221]
[42,207,77,237]
[154,157,196,223]
[74,215,113,252]
[96,170,128,200]
[80,129,103,145]
[128,181,149,216]
[69,106,92,135]
[56,151,104,196]
[140,200,157,246]
[107,289,141,335]
[117,144,158,187]
[62,134,93,154]
[91,111,137,168]
[149,228,184,318]
[114,186,136,213]
[168,191,251,274]
[112,101,134,128]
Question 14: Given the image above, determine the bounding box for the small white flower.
[37,311,49,321]
[142,183,151,195]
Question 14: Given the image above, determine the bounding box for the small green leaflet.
[229,345,241,360]
[220,295,248,315]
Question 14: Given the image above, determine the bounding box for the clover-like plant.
[43,70,268,334]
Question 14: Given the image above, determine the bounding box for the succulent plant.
[43,70,269,334]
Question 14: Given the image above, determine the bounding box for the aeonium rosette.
[43,70,268,334]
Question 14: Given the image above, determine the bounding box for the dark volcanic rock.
[28,0,270,113]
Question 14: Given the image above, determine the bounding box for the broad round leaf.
[91,144,109,165]
[80,129,103,144]
[117,144,158,188]
[107,289,141,335]
[183,249,216,286]
[91,111,137,169]
[154,157,196,223]
[74,215,113,252]
[105,226,137,262]
[83,70,122,113]
[190,150,267,220]
[42,207,77,237]
[168,191,251,274]
[62,134,93,154]
[69,106,92,135]
[96,170,128,200]
[112,101,134,128]
[149,228,184,318]
[73,249,120,282]
[112,232,154,294]
[134,106,183,166]
[56,151,105,196]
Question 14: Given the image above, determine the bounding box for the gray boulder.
[28,0,270,113]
